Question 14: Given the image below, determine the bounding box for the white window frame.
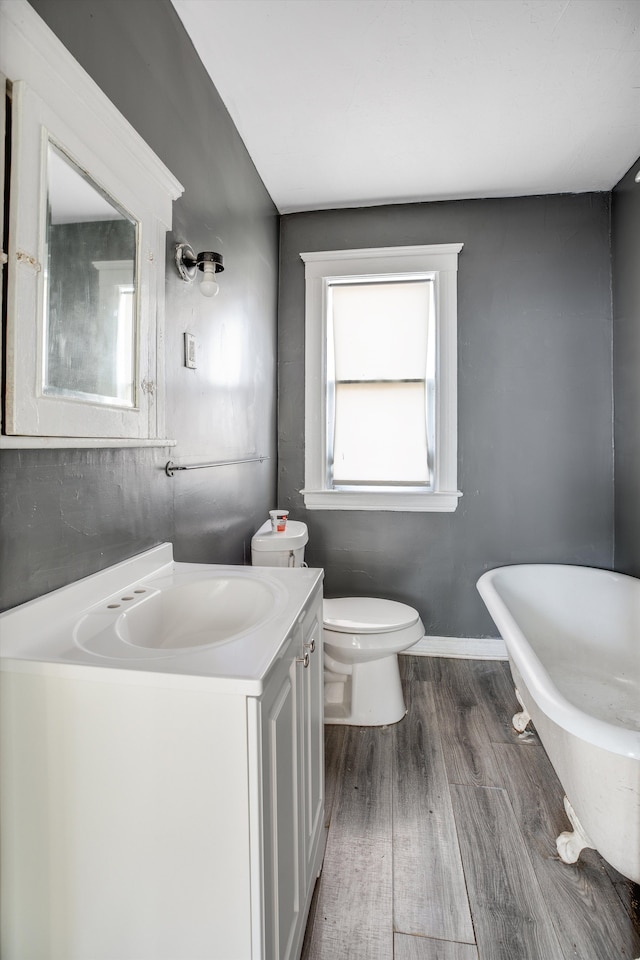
[301,244,463,512]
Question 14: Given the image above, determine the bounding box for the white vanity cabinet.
[257,592,325,960]
[0,549,326,960]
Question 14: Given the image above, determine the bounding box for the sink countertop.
[0,544,324,696]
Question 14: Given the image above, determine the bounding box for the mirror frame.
[0,0,183,446]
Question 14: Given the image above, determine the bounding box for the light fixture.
[175,243,224,297]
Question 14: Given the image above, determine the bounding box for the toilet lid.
[323,597,420,634]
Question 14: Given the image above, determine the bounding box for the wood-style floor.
[301,656,640,960]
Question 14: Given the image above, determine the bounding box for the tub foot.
[556,796,595,864]
[512,688,531,733]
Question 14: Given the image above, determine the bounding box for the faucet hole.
[121,596,134,601]
[134,589,147,594]
[107,603,121,609]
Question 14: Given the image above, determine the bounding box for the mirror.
[43,142,138,407]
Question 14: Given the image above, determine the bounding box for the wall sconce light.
[175,243,224,297]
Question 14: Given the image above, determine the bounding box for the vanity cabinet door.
[299,596,325,891]
[258,589,326,960]
[260,637,302,960]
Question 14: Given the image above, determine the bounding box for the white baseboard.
[403,636,508,661]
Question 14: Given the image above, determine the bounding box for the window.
[301,244,463,511]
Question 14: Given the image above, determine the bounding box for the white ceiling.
[171,0,640,214]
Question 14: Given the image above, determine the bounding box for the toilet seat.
[323,597,420,634]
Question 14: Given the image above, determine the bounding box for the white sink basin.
[1,545,324,693]
[74,567,288,660]
[120,576,278,650]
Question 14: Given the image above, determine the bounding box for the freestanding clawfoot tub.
[477,564,640,883]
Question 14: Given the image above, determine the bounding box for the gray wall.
[612,157,640,576]
[278,195,614,637]
[0,0,279,610]
[1,1,625,633]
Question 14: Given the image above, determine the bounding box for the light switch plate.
[184,332,196,369]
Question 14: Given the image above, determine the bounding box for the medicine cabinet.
[0,0,183,446]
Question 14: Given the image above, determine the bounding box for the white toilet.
[251,519,424,726]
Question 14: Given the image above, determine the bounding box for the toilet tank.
[251,519,308,567]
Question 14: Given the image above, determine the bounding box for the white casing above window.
[300,244,463,512]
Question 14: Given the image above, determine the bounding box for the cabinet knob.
[304,638,316,655]
[296,652,310,669]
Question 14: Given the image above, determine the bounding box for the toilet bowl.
[323,597,424,726]
[251,518,424,726]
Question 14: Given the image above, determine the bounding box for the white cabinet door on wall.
[1,1,182,447]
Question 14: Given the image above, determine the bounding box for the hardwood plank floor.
[393,681,474,944]
[302,657,640,960]
[450,783,564,960]
[394,933,479,960]
[325,724,393,849]
[304,837,393,960]
[431,665,505,788]
[492,741,640,959]
[323,723,346,827]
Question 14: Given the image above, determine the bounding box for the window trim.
[300,244,463,512]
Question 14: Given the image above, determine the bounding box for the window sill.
[301,489,462,512]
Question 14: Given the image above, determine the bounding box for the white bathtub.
[477,564,640,883]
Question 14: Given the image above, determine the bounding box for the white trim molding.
[300,244,463,512]
[0,436,176,449]
[300,489,461,512]
[404,636,508,660]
